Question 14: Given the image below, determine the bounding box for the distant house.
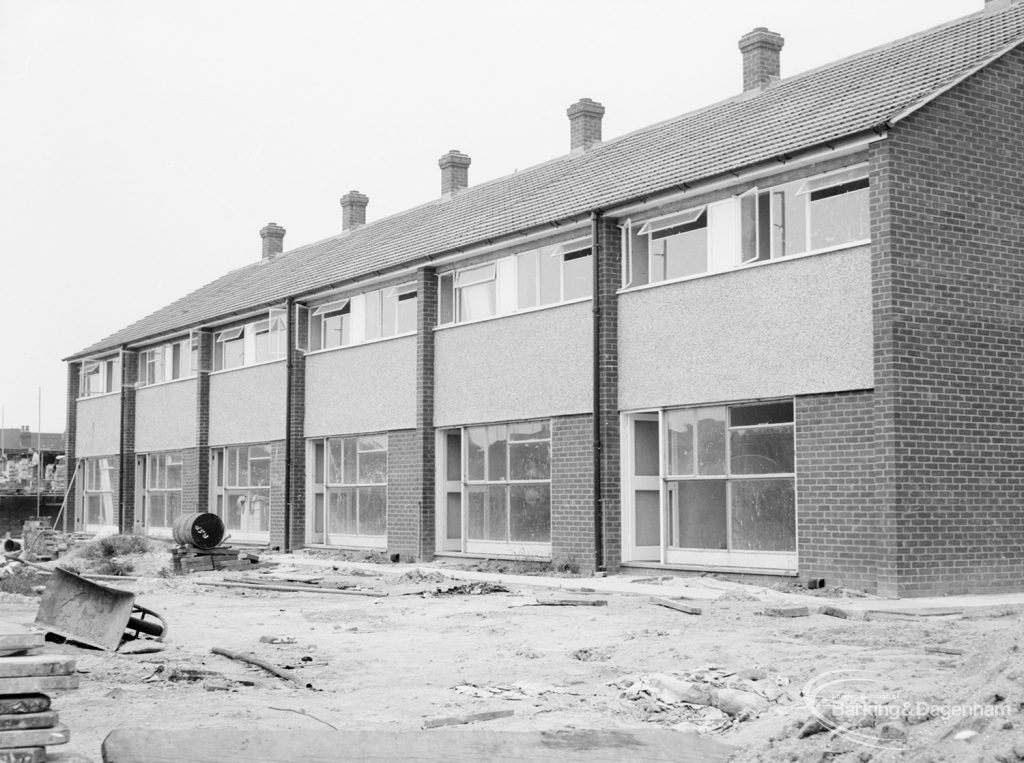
[0,427,65,494]
[63,1,1024,596]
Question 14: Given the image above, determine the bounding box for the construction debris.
[536,596,608,607]
[171,546,260,574]
[210,647,309,689]
[652,598,702,616]
[422,709,514,729]
[760,606,810,618]
[430,582,507,597]
[0,636,79,761]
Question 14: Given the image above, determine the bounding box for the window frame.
[437,236,594,327]
[211,444,272,539]
[78,355,121,398]
[308,433,389,547]
[141,451,183,532]
[621,164,870,290]
[212,310,288,372]
[307,284,418,353]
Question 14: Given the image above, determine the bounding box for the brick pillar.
[416,266,437,560]
[119,349,138,533]
[286,305,308,549]
[64,362,80,534]
[192,331,212,512]
[596,217,622,572]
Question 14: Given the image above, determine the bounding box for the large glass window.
[79,355,121,398]
[213,310,287,371]
[143,452,183,530]
[624,165,869,287]
[213,445,271,535]
[83,457,116,527]
[309,284,417,351]
[664,401,795,554]
[438,237,593,326]
[463,420,551,544]
[141,337,197,386]
[309,434,388,544]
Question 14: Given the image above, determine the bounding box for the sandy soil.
[2,552,1023,762]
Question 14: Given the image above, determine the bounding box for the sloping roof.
[72,3,1024,359]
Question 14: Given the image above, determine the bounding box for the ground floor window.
[438,419,551,556]
[82,457,117,530]
[307,434,388,547]
[212,444,271,540]
[139,452,183,536]
[623,400,796,572]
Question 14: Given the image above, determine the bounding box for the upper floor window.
[213,309,287,371]
[308,283,417,352]
[140,337,198,386]
[623,165,869,288]
[79,356,120,398]
[437,237,593,326]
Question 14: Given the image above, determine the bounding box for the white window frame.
[436,420,553,557]
[306,434,388,548]
[212,310,288,372]
[437,236,594,327]
[140,451,183,536]
[82,457,117,531]
[79,355,120,398]
[621,164,870,289]
[140,338,196,387]
[211,444,272,541]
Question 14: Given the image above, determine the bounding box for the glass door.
[439,430,462,551]
[626,413,661,561]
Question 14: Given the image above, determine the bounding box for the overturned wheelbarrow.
[2,555,168,652]
[34,567,167,651]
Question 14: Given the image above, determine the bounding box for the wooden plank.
[0,656,76,678]
[652,598,702,616]
[817,605,854,619]
[924,645,964,656]
[0,747,44,763]
[761,606,810,618]
[0,697,49,716]
[0,675,79,694]
[422,709,514,729]
[0,723,69,749]
[101,727,735,762]
[536,597,608,607]
[0,712,57,731]
[200,580,387,597]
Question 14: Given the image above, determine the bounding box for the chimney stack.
[567,98,605,151]
[340,191,369,231]
[438,150,471,196]
[259,222,286,260]
[738,28,784,91]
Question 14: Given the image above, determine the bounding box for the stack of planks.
[171,546,259,574]
[0,631,79,762]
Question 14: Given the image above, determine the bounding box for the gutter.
[590,211,604,573]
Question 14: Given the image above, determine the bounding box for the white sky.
[1,0,982,432]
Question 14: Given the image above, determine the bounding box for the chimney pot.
[738,27,784,91]
[259,222,286,260]
[438,150,471,195]
[567,98,605,151]
[340,191,370,231]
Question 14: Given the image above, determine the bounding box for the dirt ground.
[2,546,1024,762]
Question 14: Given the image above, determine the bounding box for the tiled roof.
[0,430,64,453]
[72,3,1024,358]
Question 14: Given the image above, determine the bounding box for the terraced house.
[66,1,1024,597]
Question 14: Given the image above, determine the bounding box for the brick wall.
[119,350,138,532]
[796,390,879,593]
[181,447,202,513]
[551,414,595,572]
[387,428,420,559]
[266,439,287,549]
[287,305,308,549]
[415,265,438,559]
[64,363,80,534]
[596,216,622,571]
[873,47,1024,596]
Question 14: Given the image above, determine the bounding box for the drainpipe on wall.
[118,345,127,534]
[591,211,605,572]
[282,297,293,552]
